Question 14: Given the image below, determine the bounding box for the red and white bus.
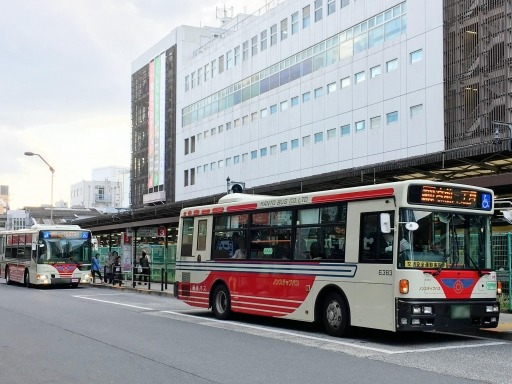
[174,180,501,336]
[0,225,93,287]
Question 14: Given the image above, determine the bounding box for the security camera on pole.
[226,177,245,194]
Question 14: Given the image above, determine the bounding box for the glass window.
[185,75,190,92]
[341,0,349,8]
[280,142,288,152]
[386,58,398,72]
[355,120,365,131]
[327,128,336,139]
[328,0,336,15]
[270,24,277,46]
[359,212,394,263]
[218,55,224,73]
[370,115,381,128]
[355,71,365,84]
[281,18,288,40]
[218,160,224,168]
[280,100,288,111]
[242,153,248,162]
[314,0,323,22]
[184,169,189,187]
[386,111,398,124]
[370,65,381,78]
[314,87,324,98]
[260,147,267,157]
[226,121,232,130]
[211,59,216,77]
[341,76,350,88]
[251,35,258,56]
[234,155,240,164]
[303,5,310,28]
[210,162,216,170]
[410,49,423,64]
[302,92,311,102]
[260,30,267,51]
[291,96,299,107]
[384,18,401,41]
[291,139,299,149]
[270,145,277,155]
[410,104,423,118]
[211,127,216,135]
[251,112,258,122]
[226,51,233,69]
[314,132,324,143]
[368,25,384,48]
[303,135,311,146]
[243,41,249,61]
[261,108,268,118]
[180,217,194,257]
[340,124,350,136]
[291,12,299,34]
[226,157,232,167]
[234,46,240,65]
[270,104,278,114]
[327,82,336,94]
[234,118,240,127]
[251,150,257,160]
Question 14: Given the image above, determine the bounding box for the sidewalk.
[88,280,512,340]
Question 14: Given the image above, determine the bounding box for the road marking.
[74,295,508,354]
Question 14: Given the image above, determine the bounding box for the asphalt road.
[1,282,511,384]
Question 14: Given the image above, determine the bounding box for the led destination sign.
[408,185,492,210]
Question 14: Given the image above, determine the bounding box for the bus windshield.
[397,209,489,271]
[38,237,92,264]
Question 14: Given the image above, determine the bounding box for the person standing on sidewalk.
[104,252,114,283]
[91,254,102,283]
[138,251,150,285]
[112,252,122,286]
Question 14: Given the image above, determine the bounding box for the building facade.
[130,0,512,208]
[0,185,9,214]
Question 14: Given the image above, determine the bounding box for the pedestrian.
[104,252,114,283]
[91,253,103,283]
[138,250,150,285]
[112,252,122,286]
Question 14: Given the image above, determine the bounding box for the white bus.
[174,180,501,336]
[0,225,93,287]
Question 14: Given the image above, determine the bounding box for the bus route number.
[378,270,392,276]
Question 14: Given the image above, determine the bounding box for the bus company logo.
[56,265,73,273]
[441,278,474,294]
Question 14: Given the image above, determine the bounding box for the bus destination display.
[41,231,90,239]
[408,185,492,210]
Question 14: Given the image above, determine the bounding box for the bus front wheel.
[212,285,231,320]
[322,291,349,337]
[24,270,30,288]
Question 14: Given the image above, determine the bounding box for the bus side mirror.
[380,213,392,233]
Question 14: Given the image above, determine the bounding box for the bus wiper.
[432,251,448,276]
[465,252,483,277]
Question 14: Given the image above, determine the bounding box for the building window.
[370,65,381,78]
[314,87,323,98]
[410,104,423,118]
[226,157,232,167]
[341,0,349,8]
[281,18,288,41]
[314,0,323,22]
[386,111,399,124]
[191,136,195,152]
[218,160,224,168]
[226,121,232,130]
[280,142,288,152]
[251,112,258,122]
[242,153,248,162]
[184,170,189,187]
[251,150,257,160]
[261,108,268,118]
[184,138,189,155]
[210,162,216,170]
[234,46,240,65]
[410,49,423,64]
[270,24,277,46]
[355,71,365,84]
[204,63,209,81]
[211,127,216,136]
[270,104,278,114]
[303,5,310,28]
[203,164,208,173]
[327,82,336,94]
[327,128,336,139]
[291,12,299,34]
[211,59,216,78]
[190,168,195,185]
[261,30,267,51]
[303,135,311,146]
[280,100,288,111]
[242,41,249,61]
[203,130,209,138]
[340,124,350,136]
[314,132,324,143]
[218,125,223,133]
[218,55,224,73]
[190,72,195,89]
[302,92,311,102]
[197,67,202,85]
[234,155,240,164]
[185,75,190,92]
[242,115,249,125]
[386,58,398,72]
[291,96,299,107]
[291,139,299,149]
[370,116,381,128]
[341,76,350,88]
[226,50,233,69]
[355,120,365,131]
[260,147,267,157]
[270,145,277,155]
[328,0,336,15]
[234,118,240,127]
[251,36,258,56]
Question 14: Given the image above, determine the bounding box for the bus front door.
[192,216,213,262]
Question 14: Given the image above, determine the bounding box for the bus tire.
[212,285,231,320]
[24,270,30,288]
[322,291,349,337]
[5,268,11,285]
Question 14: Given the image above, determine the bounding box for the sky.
[0,0,260,210]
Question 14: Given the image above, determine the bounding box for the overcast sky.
[0,0,260,210]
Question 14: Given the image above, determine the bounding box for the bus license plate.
[451,305,470,319]
[71,278,79,283]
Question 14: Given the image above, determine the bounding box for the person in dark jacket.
[91,254,102,283]
[138,251,150,285]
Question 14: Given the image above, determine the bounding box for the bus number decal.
[273,279,300,287]
[378,270,392,276]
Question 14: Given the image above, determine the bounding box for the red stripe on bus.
[311,188,395,203]
[212,207,225,214]
[201,209,211,214]
[226,203,258,212]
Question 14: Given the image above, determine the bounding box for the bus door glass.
[193,216,213,262]
[347,198,396,332]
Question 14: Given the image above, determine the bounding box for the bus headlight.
[486,305,499,313]
[423,306,433,315]
[412,305,421,314]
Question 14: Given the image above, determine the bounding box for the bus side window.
[359,212,394,264]
[180,217,194,257]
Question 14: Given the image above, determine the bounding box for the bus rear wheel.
[212,285,231,320]
[322,291,349,337]
[5,268,11,285]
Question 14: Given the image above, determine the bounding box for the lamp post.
[24,151,55,222]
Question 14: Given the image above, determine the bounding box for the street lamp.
[24,151,55,222]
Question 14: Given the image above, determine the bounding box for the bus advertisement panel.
[173,180,500,337]
[0,225,93,287]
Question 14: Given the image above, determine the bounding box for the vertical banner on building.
[147,53,166,191]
